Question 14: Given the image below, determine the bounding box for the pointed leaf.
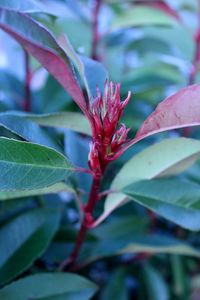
[123,179,200,231]
[9,111,92,136]
[142,264,169,300]
[0,273,97,300]
[0,208,61,285]
[0,182,74,201]
[111,5,178,30]
[131,84,200,146]
[0,0,42,12]
[101,138,200,226]
[101,268,128,300]
[0,138,72,191]
[80,234,200,265]
[59,34,108,97]
[0,8,88,115]
[0,113,58,149]
[0,0,79,17]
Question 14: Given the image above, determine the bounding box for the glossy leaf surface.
[131,84,200,146]
[0,138,72,190]
[102,138,200,225]
[0,273,97,300]
[0,208,61,284]
[123,179,200,230]
[0,182,74,201]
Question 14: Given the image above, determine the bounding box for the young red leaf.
[136,1,181,21]
[0,9,88,116]
[115,84,200,157]
[135,84,200,140]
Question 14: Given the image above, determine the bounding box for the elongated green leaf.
[10,111,91,136]
[0,113,58,149]
[59,34,108,97]
[0,208,61,285]
[100,138,200,225]
[0,8,88,116]
[0,0,79,17]
[0,273,97,300]
[0,138,72,191]
[0,182,74,201]
[111,5,177,30]
[170,256,187,297]
[80,234,200,265]
[142,264,169,300]
[123,179,200,231]
[101,268,128,300]
[0,0,42,12]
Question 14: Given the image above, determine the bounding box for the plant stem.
[23,49,32,112]
[91,0,103,60]
[59,176,102,271]
[189,0,200,85]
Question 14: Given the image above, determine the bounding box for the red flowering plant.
[88,82,131,177]
[2,1,200,299]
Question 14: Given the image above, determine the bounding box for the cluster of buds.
[88,81,131,177]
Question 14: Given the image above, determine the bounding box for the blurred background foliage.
[1,0,200,299]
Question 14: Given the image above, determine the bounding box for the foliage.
[0,0,200,299]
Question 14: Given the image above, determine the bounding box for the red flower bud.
[88,81,131,174]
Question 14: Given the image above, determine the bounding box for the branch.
[23,49,32,112]
[91,0,103,60]
[188,0,200,85]
[59,176,102,271]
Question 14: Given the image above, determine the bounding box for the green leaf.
[13,111,92,136]
[80,234,200,265]
[141,26,194,61]
[79,56,108,97]
[101,268,128,300]
[0,273,97,300]
[0,182,74,201]
[79,216,200,265]
[0,0,41,12]
[0,137,72,191]
[170,256,187,297]
[0,8,88,116]
[142,264,169,300]
[0,208,61,285]
[58,34,108,97]
[0,0,80,17]
[123,179,200,231]
[111,5,178,30]
[0,113,58,149]
[101,138,200,225]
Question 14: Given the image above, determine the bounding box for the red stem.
[91,0,103,60]
[183,2,200,137]
[59,176,102,271]
[189,0,200,85]
[23,50,32,112]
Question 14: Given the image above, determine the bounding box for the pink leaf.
[135,84,200,140]
[0,9,88,116]
[144,1,181,21]
[118,84,200,156]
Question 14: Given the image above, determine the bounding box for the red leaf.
[117,84,200,157]
[134,1,181,21]
[135,84,200,141]
[0,9,88,116]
